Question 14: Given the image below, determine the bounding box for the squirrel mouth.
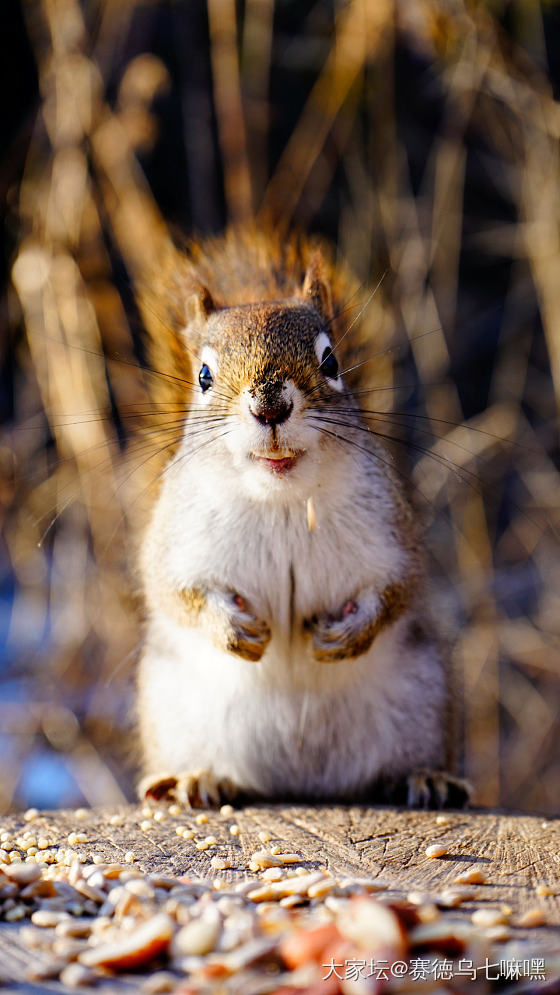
[251,450,303,475]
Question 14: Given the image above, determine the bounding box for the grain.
[307,878,336,899]
[408,890,432,905]
[5,904,26,921]
[535,883,555,896]
[262,867,283,881]
[471,908,508,927]
[60,963,98,987]
[338,898,406,953]
[4,863,42,884]
[425,844,447,858]
[280,922,339,968]
[26,958,69,981]
[210,856,231,870]
[31,909,71,927]
[280,893,305,908]
[454,867,487,885]
[338,877,388,893]
[80,913,175,969]
[248,849,281,870]
[248,871,324,902]
[485,925,511,941]
[306,496,317,531]
[53,936,89,960]
[125,877,156,899]
[438,887,477,908]
[518,908,547,928]
[172,916,220,956]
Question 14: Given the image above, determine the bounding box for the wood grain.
[0,804,559,993]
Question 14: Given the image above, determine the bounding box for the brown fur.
[139,226,390,409]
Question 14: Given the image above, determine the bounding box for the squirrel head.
[179,256,353,497]
[184,254,340,396]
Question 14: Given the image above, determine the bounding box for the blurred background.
[1,0,559,814]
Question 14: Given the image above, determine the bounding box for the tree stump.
[0,804,559,993]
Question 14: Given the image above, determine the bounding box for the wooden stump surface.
[0,803,559,993]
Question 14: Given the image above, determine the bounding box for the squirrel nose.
[249,396,293,427]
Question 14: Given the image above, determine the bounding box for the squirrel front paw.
[209,590,271,662]
[308,596,380,663]
[308,584,409,663]
[178,587,271,662]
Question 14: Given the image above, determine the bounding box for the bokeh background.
[1,0,559,814]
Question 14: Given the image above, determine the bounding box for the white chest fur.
[138,440,444,798]
[144,442,406,638]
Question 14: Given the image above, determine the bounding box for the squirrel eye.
[321,347,339,380]
[198,364,213,392]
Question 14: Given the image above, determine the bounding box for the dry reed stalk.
[259,0,393,226]
[207,0,254,223]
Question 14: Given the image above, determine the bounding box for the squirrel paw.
[406,769,472,809]
[139,770,239,808]
[218,592,271,662]
[309,598,377,662]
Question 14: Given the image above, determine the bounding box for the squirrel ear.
[302,252,332,322]
[186,284,215,324]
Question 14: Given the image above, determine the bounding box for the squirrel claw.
[139,769,239,808]
[406,769,472,809]
[138,771,178,802]
[177,770,238,808]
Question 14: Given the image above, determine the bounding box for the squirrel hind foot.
[138,769,240,808]
[138,772,179,802]
[405,769,472,809]
[373,770,472,809]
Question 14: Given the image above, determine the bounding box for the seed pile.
[0,806,557,993]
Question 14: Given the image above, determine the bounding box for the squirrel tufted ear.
[302,252,332,322]
[186,283,215,324]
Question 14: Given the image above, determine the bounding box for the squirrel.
[136,227,470,809]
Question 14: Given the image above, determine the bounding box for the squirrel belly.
[138,623,445,800]
[137,431,447,801]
